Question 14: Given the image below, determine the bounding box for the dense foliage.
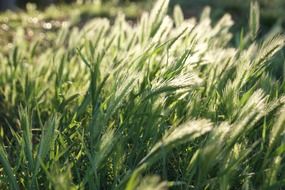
[0,0,285,189]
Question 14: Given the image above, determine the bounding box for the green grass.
[0,0,285,189]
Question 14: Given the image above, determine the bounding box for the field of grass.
[0,0,285,189]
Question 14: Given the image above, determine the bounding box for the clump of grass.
[0,0,285,189]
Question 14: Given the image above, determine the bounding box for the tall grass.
[0,0,285,189]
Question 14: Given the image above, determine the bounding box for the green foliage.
[0,0,285,189]
[249,1,260,40]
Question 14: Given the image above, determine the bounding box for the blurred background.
[0,0,284,28]
[0,0,284,54]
